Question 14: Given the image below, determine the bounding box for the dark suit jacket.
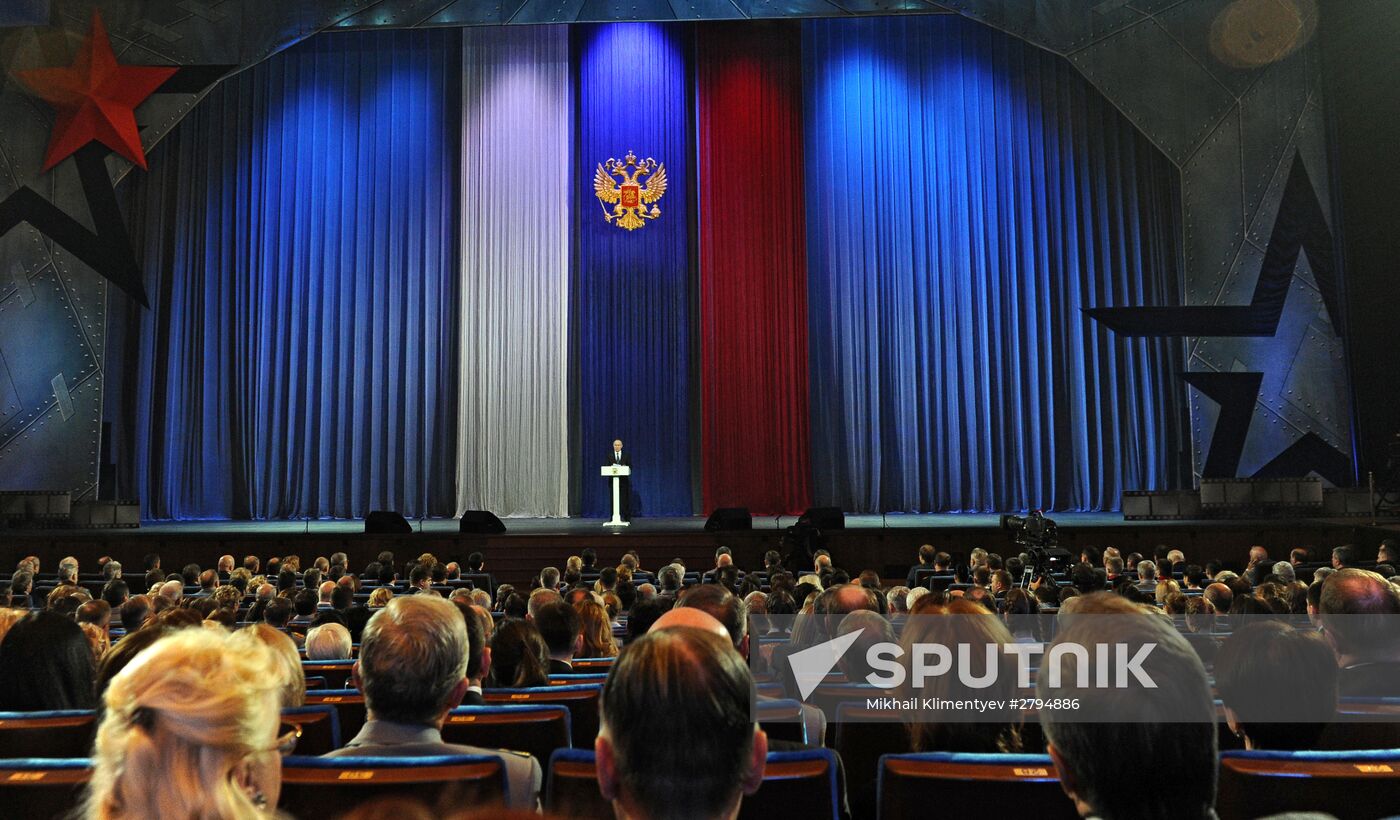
[325,720,540,809]
[1340,661,1400,697]
[548,658,574,675]
[460,688,485,707]
[605,450,631,467]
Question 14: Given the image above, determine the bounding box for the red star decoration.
[15,11,177,171]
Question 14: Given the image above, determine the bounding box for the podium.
[601,465,631,527]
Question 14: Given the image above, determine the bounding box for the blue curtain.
[570,24,695,516]
[119,30,461,519]
[804,16,1188,513]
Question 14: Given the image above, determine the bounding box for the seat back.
[878,753,1078,820]
[281,705,342,756]
[443,705,571,766]
[301,660,355,690]
[0,711,97,758]
[1217,749,1400,820]
[738,749,839,820]
[548,674,609,686]
[0,759,92,820]
[304,690,367,743]
[570,658,614,672]
[484,684,600,748]
[1317,698,1400,751]
[755,698,808,745]
[833,705,906,820]
[545,749,611,819]
[279,755,505,817]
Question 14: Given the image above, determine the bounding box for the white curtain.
[456,25,571,517]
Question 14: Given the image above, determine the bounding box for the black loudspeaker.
[800,506,845,530]
[459,510,507,535]
[704,507,752,532]
[365,510,412,534]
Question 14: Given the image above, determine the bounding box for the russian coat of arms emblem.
[593,151,667,231]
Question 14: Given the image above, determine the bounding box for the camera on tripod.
[1000,510,1072,583]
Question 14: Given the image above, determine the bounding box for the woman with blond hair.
[82,628,291,819]
[230,623,305,708]
[368,586,394,608]
[575,599,619,658]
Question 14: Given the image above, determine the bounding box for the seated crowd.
[0,537,1397,819]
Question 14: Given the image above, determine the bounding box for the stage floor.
[128,511,1396,536]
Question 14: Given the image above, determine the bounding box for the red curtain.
[697,22,811,515]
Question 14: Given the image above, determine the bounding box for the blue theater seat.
[1216,748,1400,820]
[0,711,97,758]
[0,758,91,820]
[877,752,1078,820]
[279,754,506,816]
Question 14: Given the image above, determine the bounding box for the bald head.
[1318,569,1400,660]
[650,606,729,640]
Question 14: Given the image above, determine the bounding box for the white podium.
[601,465,631,527]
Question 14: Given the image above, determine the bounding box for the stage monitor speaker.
[801,506,845,530]
[460,510,507,535]
[365,510,412,534]
[704,507,752,532]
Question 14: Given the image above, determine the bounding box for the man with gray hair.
[1271,561,1296,584]
[305,622,353,660]
[1318,568,1400,697]
[102,560,122,581]
[1135,560,1158,592]
[539,566,560,591]
[528,587,562,621]
[157,579,183,603]
[328,595,541,808]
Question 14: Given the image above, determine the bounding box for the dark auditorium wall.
[1321,0,1400,482]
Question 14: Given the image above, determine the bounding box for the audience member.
[0,610,96,710]
[488,618,550,689]
[332,596,541,808]
[1317,568,1400,696]
[305,622,353,660]
[1215,621,1337,750]
[596,627,766,820]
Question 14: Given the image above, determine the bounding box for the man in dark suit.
[451,598,490,707]
[1318,568,1400,697]
[329,596,540,808]
[605,438,631,521]
[534,600,582,674]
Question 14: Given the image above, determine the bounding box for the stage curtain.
[696,22,812,516]
[570,23,694,517]
[119,30,461,519]
[804,16,1188,513]
[457,26,571,518]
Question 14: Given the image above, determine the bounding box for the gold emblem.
[594,151,667,230]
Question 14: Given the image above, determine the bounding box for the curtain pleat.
[456,26,571,518]
[124,30,461,519]
[803,16,1187,513]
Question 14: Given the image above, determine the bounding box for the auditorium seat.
[1317,698,1400,751]
[0,759,91,820]
[484,683,600,748]
[737,749,840,820]
[0,711,97,758]
[877,753,1078,820]
[442,704,571,766]
[279,755,506,817]
[547,748,841,820]
[280,705,341,756]
[301,659,355,690]
[755,698,809,745]
[1217,749,1400,820]
[569,658,615,672]
[304,690,367,743]
[833,705,906,820]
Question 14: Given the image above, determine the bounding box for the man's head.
[528,588,562,620]
[101,579,129,608]
[613,439,623,453]
[917,544,935,565]
[1037,593,1217,820]
[102,560,122,581]
[1137,560,1157,582]
[540,566,561,590]
[597,627,766,820]
[217,555,235,574]
[198,569,218,591]
[263,597,293,629]
[534,600,583,661]
[119,595,153,632]
[357,596,469,725]
[1380,541,1398,566]
[157,579,183,603]
[1318,568,1400,662]
[582,548,598,569]
[1333,544,1357,569]
[678,583,747,655]
[467,552,485,572]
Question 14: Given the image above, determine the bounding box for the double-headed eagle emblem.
[594,151,667,231]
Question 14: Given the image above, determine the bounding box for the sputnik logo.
[787,630,863,700]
